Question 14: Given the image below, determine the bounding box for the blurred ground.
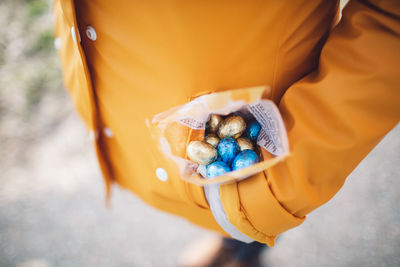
[0,0,399,267]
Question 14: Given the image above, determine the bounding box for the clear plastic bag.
[147,85,290,186]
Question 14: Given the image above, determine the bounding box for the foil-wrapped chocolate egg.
[187,141,218,165]
[246,120,261,141]
[217,138,240,165]
[206,161,231,178]
[232,149,259,171]
[207,114,223,133]
[236,137,254,151]
[217,115,246,139]
[204,134,220,148]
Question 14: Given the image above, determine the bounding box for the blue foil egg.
[217,138,240,165]
[206,161,231,178]
[246,120,261,141]
[232,149,259,171]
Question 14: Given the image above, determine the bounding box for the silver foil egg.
[196,165,207,178]
[217,115,246,139]
[204,134,220,148]
[207,114,223,133]
[187,141,218,165]
[236,137,254,151]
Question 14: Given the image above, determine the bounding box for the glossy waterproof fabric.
[54,0,400,245]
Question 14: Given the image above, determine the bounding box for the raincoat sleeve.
[220,0,400,245]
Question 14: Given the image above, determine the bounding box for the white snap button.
[54,37,61,50]
[85,26,97,41]
[71,26,80,43]
[155,168,168,181]
[103,127,113,138]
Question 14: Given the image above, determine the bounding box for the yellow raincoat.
[54,0,400,246]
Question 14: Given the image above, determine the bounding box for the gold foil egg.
[217,115,246,139]
[187,141,218,165]
[204,134,220,148]
[236,137,254,151]
[207,114,222,133]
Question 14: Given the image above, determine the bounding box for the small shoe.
[224,257,263,267]
[178,235,233,267]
